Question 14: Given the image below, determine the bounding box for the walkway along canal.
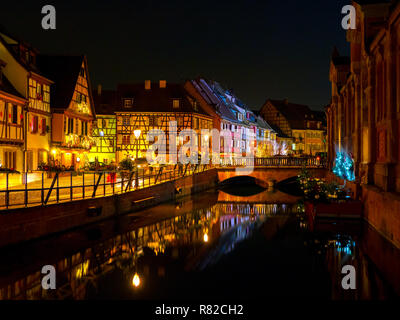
[0,185,398,300]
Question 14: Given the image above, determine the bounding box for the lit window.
[173,99,180,109]
[124,98,133,108]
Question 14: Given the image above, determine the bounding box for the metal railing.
[218,156,327,168]
[0,156,326,210]
[0,163,213,210]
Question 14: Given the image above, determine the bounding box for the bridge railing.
[218,156,327,168]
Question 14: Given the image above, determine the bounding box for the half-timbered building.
[96,81,213,163]
[260,99,326,155]
[37,55,96,170]
[0,58,27,177]
[90,86,117,164]
[0,29,53,175]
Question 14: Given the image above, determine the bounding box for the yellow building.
[0,30,53,176]
[89,87,117,164]
[37,55,96,170]
[260,99,326,156]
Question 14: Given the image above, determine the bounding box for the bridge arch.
[217,167,327,186]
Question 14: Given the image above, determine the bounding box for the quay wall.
[326,171,400,249]
[0,169,218,247]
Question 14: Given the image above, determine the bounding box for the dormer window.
[79,67,85,78]
[124,98,133,108]
[173,99,180,109]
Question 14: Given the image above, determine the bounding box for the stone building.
[327,0,400,247]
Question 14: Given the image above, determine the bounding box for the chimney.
[97,84,102,96]
[283,98,289,105]
[145,80,151,90]
[159,80,166,88]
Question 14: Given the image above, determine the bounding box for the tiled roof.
[0,74,25,101]
[188,78,239,124]
[0,28,42,75]
[95,82,210,116]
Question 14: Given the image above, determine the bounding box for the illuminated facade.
[37,55,96,170]
[90,87,117,164]
[96,81,213,163]
[0,30,53,174]
[259,99,326,156]
[0,59,26,180]
[185,78,276,158]
[327,0,400,192]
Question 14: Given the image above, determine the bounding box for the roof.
[0,28,42,75]
[194,78,239,123]
[92,89,118,115]
[0,74,25,101]
[265,99,325,130]
[96,82,210,116]
[36,55,85,110]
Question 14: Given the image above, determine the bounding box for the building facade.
[185,78,276,159]
[260,99,326,156]
[327,0,400,192]
[0,59,27,185]
[37,55,96,170]
[95,81,213,164]
[90,87,117,164]
[0,30,53,175]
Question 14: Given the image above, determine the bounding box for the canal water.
[0,184,399,300]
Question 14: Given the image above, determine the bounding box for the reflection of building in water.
[0,202,292,300]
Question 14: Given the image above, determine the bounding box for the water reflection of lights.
[132,273,141,288]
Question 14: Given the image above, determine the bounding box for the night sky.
[0,0,350,110]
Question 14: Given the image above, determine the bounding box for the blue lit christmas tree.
[332,151,355,182]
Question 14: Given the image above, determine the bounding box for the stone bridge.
[217,167,327,187]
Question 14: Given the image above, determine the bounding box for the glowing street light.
[134,129,141,139]
[133,129,141,159]
[203,233,209,243]
[132,272,141,287]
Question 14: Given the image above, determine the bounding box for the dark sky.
[0,0,350,110]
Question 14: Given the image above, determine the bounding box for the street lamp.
[134,129,141,159]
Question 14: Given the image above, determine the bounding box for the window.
[149,116,155,127]
[31,116,38,133]
[123,116,130,126]
[68,118,74,134]
[41,118,46,135]
[122,135,130,145]
[173,99,180,109]
[12,105,18,124]
[4,150,16,170]
[124,99,133,108]
[36,84,42,99]
[79,67,85,78]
